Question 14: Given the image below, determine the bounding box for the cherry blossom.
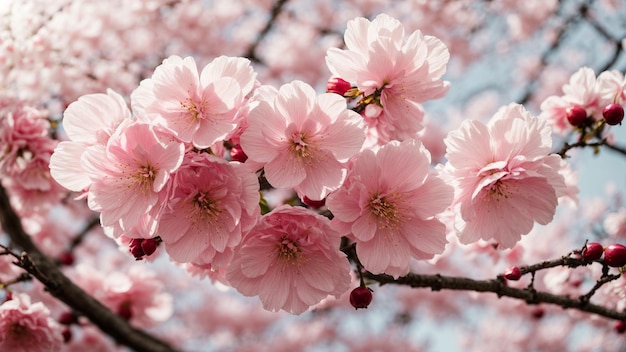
[326,13,450,144]
[50,89,131,192]
[227,205,351,314]
[441,103,567,249]
[81,122,184,231]
[539,67,601,134]
[131,55,256,149]
[240,80,365,200]
[157,152,260,264]
[327,139,452,278]
[0,293,63,352]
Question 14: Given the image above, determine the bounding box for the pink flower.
[326,139,453,278]
[226,205,351,315]
[539,67,601,134]
[597,69,626,106]
[326,14,450,144]
[240,80,365,200]
[0,293,63,352]
[131,55,256,148]
[82,122,184,231]
[50,89,131,192]
[157,152,260,264]
[441,103,566,249]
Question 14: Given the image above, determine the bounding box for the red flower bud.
[604,243,626,267]
[602,103,624,126]
[350,285,373,309]
[582,242,604,261]
[565,105,587,127]
[503,266,522,281]
[129,238,145,259]
[59,252,75,266]
[230,144,248,163]
[117,302,133,321]
[58,312,76,325]
[614,321,626,334]
[141,238,159,257]
[302,196,326,209]
[326,77,352,96]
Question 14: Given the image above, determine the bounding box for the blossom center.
[368,194,401,228]
[277,237,301,262]
[131,164,157,195]
[180,97,207,121]
[289,132,313,159]
[9,323,28,339]
[194,191,221,219]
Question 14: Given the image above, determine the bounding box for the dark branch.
[243,0,290,63]
[0,185,178,352]
[364,270,626,321]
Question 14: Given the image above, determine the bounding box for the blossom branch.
[556,139,626,158]
[0,185,178,352]
[364,270,626,321]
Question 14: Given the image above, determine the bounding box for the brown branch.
[364,271,626,321]
[517,1,587,105]
[556,139,626,158]
[0,185,178,352]
[243,0,290,63]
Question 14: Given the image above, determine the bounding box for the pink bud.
[604,243,626,267]
[230,144,248,163]
[326,77,351,96]
[350,285,373,309]
[59,252,75,266]
[582,242,604,261]
[565,105,587,127]
[117,302,132,321]
[503,266,522,281]
[129,238,145,259]
[602,103,624,125]
[58,312,76,325]
[302,196,326,209]
[614,321,626,334]
[141,238,159,257]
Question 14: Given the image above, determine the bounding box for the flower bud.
[503,266,522,281]
[141,238,159,257]
[302,196,325,209]
[230,144,248,163]
[129,238,145,259]
[602,103,624,126]
[565,105,587,127]
[604,243,626,267]
[350,285,373,309]
[326,77,352,96]
[582,242,604,261]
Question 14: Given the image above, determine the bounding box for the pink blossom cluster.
[0,100,66,219]
[44,12,580,317]
[441,103,567,249]
[326,13,450,146]
[0,293,63,352]
[540,67,626,134]
[45,13,463,314]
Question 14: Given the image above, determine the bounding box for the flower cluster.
[441,104,567,248]
[45,13,576,317]
[0,293,64,352]
[540,67,626,133]
[326,13,450,146]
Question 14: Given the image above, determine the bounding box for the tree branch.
[243,0,290,63]
[364,270,626,321]
[0,185,178,352]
